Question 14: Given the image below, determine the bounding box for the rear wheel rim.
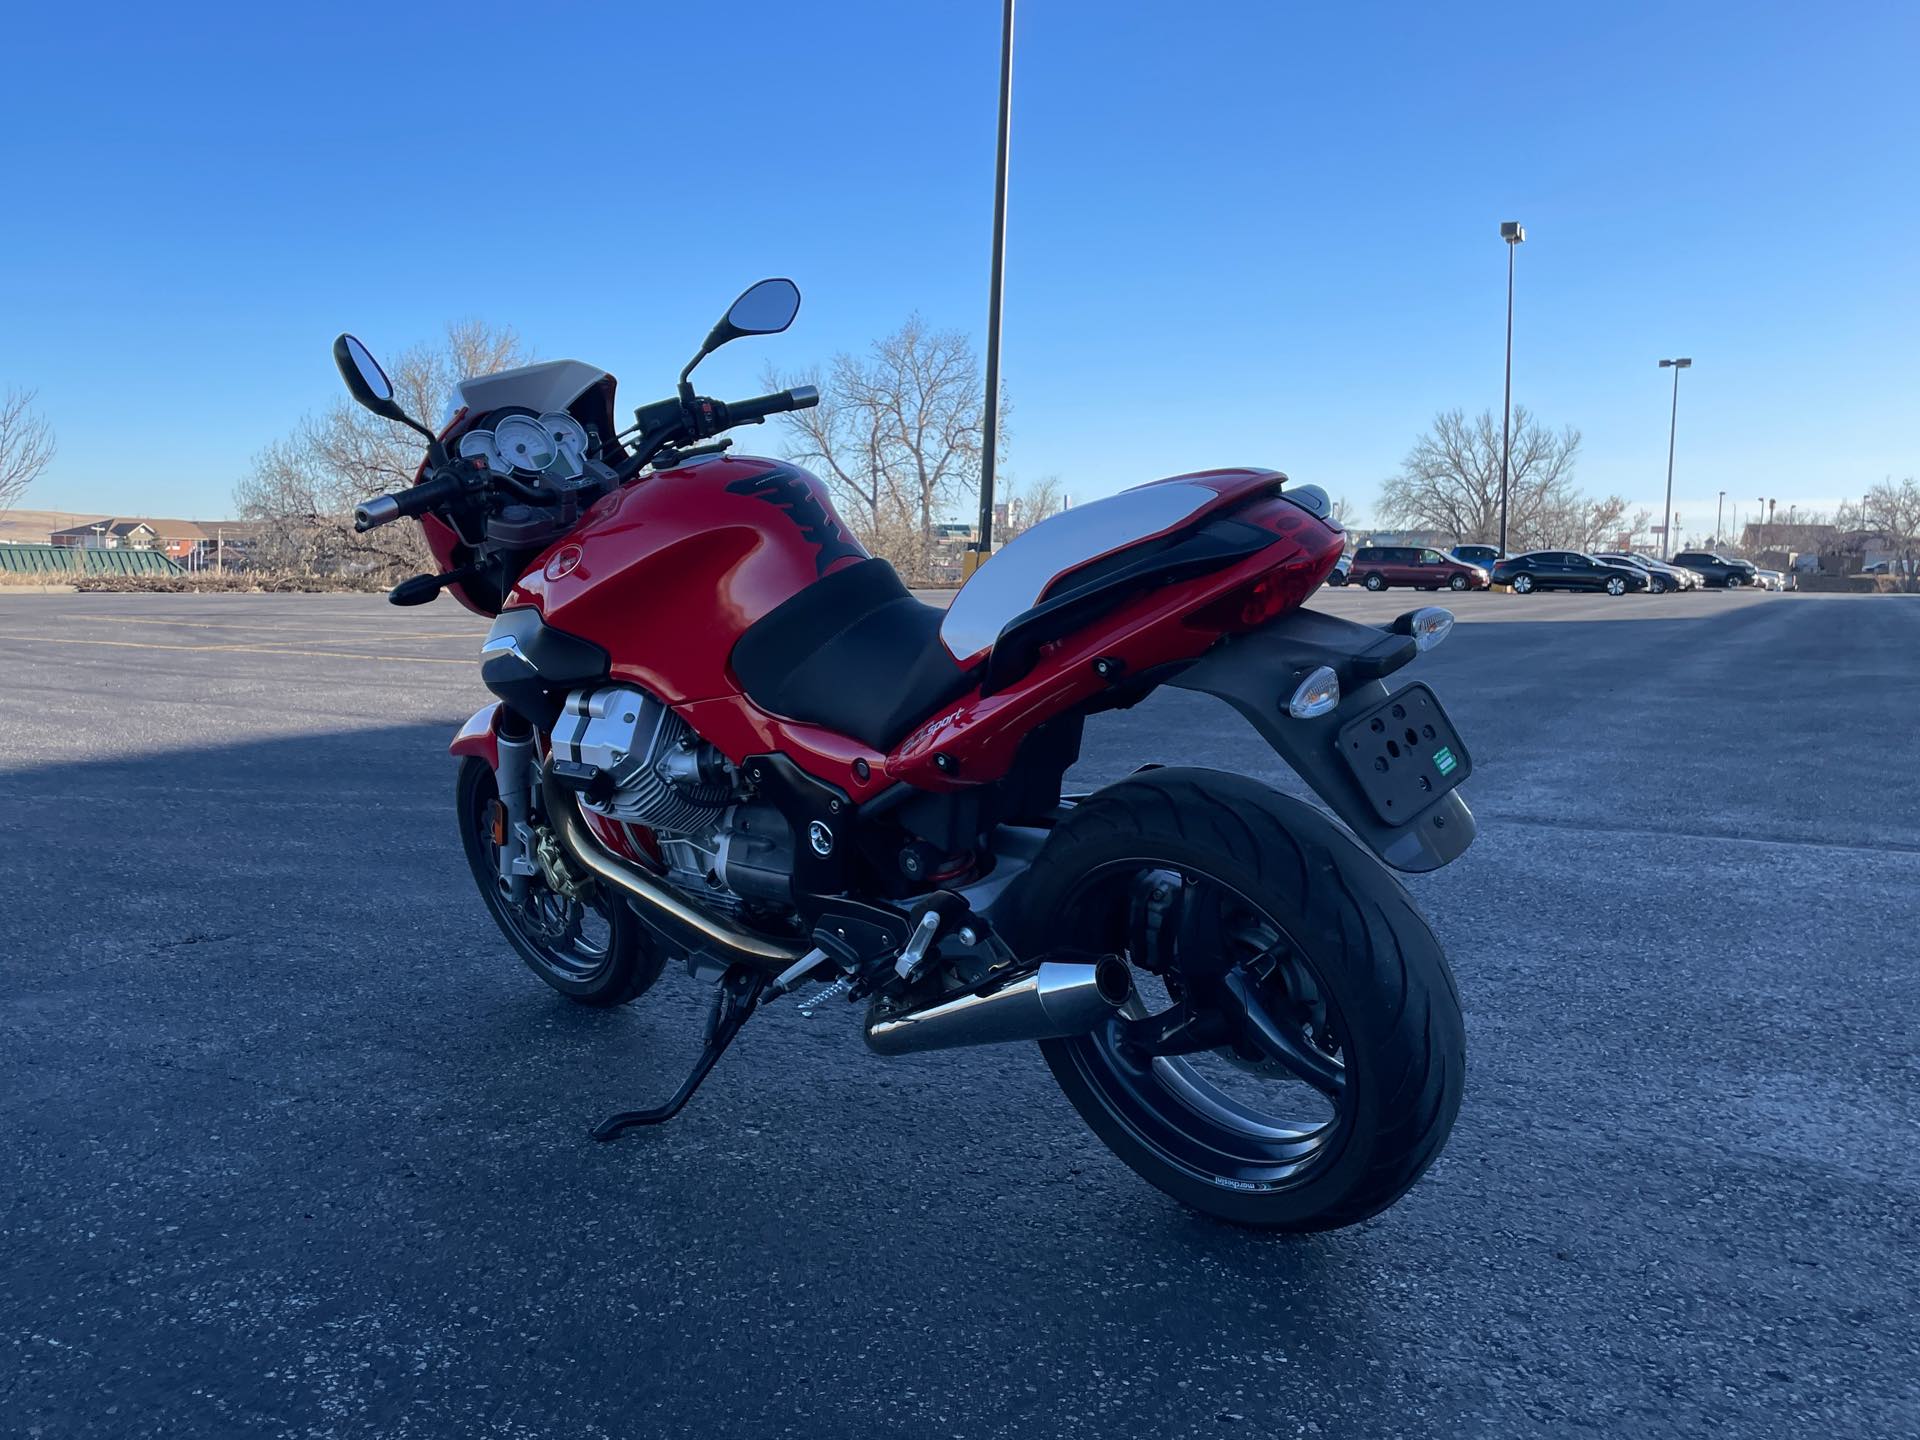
[1052,863,1355,1193]
[1515,575,1532,592]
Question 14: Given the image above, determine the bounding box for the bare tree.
[767,317,1000,582]
[0,388,57,514]
[236,322,526,577]
[1863,476,1920,590]
[1002,473,1063,539]
[1376,407,1585,550]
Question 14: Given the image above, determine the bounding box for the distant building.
[48,517,260,566]
[49,518,162,551]
[1359,529,1454,550]
[1738,522,1840,556]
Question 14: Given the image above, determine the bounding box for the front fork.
[494,726,541,905]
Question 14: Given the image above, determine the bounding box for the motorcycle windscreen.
[940,481,1217,664]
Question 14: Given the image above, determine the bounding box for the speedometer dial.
[493,414,557,473]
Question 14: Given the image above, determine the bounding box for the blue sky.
[4,1,1915,539]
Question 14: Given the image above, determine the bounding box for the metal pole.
[1661,363,1681,559]
[1716,491,1725,546]
[1498,241,1515,555]
[972,0,1015,568]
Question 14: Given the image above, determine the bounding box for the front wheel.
[456,756,665,1006]
[1605,576,1627,596]
[1000,769,1466,1231]
[1448,573,1470,591]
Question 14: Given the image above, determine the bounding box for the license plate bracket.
[1335,682,1472,825]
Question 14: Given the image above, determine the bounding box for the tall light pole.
[1498,222,1525,555]
[1716,491,1726,546]
[969,0,1016,576]
[1658,357,1691,559]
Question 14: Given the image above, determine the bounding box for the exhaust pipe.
[541,765,808,972]
[864,957,1133,1057]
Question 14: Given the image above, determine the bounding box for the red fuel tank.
[509,455,867,705]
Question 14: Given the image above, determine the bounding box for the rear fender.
[1167,608,1475,872]
[450,703,504,771]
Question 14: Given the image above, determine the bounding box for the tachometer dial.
[539,412,590,476]
[457,429,505,474]
[494,413,557,473]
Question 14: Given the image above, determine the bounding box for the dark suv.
[1349,546,1489,593]
[1671,551,1757,588]
[1490,551,1650,595]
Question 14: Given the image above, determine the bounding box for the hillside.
[0,510,109,545]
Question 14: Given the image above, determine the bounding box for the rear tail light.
[1189,564,1324,632]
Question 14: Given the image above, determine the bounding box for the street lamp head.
[1500,221,1525,243]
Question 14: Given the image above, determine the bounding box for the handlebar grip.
[721,386,821,427]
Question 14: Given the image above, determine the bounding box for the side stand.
[591,966,765,1141]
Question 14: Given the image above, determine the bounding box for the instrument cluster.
[458,411,594,481]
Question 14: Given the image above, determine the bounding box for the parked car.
[1754,568,1786,591]
[1325,552,1353,585]
[1670,550,1758,588]
[1349,545,1489,592]
[1449,544,1505,570]
[1490,550,1650,595]
[1628,552,1703,589]
[1594,551,1691,594]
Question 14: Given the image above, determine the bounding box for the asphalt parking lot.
[3,587,1916,1438]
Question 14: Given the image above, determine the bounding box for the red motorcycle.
[336,280,1472,1230]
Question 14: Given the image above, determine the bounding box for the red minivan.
[1349,545,1489,592]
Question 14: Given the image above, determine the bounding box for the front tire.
[1448,573,1470,592]
[456,756,664,1006]
[1605,576,1627,596]
[1001,769,1466,1231]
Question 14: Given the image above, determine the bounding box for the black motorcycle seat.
[729,558,977,752]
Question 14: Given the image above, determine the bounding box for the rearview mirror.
[719,278,801,340]
[680,278,802,396]
[332,333,434,441]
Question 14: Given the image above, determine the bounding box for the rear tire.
[1363,573,1386,592]
[1001,769,1466,1231]
[1513,573,1534,594]
[457,756,664,1007]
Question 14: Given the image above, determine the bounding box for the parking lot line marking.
[2,635,473,665]
[46,614,479,641]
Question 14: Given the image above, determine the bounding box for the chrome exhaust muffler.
[864,957,1133,1057]
[541,766,808,972]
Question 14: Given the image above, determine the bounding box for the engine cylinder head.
[551,686,730,831]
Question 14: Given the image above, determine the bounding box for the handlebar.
[354,386,825,528]
[354,467,467,532]
[718,385,820,427]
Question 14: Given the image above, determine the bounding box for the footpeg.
[591,966,765,1140]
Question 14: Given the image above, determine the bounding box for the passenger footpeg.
[591,966,765,1141]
